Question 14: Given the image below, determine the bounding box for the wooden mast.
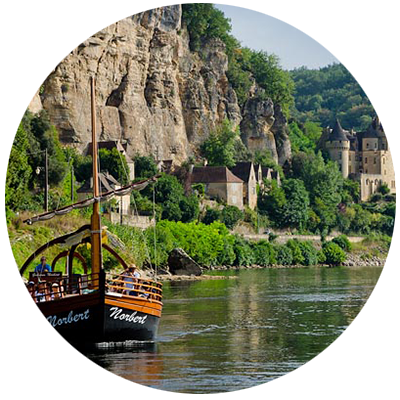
[90,76,102,288]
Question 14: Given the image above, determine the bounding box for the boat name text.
[109,307,147,324]
[47,309,90,327]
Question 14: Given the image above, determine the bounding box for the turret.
[326,119,350,178]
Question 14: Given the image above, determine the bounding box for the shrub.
[252,240,276,266]
[322,242,346,265]
[332,234,352,252]
[220,205,244,229]
[233,235,255,266]
[275,245,293,265]
[286,239,305,265]
[370,193,383,202]
[202,207,221,225]
[298,240,319,266]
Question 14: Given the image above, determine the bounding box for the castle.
[323,117,395,201]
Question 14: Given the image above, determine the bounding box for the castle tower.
[326,119,350,178]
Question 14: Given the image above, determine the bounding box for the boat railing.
[27,272,101,303]
[106,273,163,303]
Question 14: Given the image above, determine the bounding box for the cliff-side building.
[230,162,258,210]
[324,117,395,201]
[190,166,244,209]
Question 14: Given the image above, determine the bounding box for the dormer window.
[366,143,369,149]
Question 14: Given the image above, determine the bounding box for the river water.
[85,266,382,394]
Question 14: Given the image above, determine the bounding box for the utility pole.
[71,164,74,202]
[44,148,48,212]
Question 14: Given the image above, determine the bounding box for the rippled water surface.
[84,266,382,393]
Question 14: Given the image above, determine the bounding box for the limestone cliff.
[32,5,290,166]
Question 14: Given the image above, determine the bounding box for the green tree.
[220,205,244,229]
[134,154,158,179]
[200,119,239,167]
[6,124,32,211]
[280,179,310,230]
[99,148,130,185]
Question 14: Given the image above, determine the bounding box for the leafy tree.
[280,179,310,230]
[290,64,374,130]
[202,207,221,225]
[99,148,130,185]
[220,205,244,229]
[134,154,158,179]
[182,3,233,52]
[200,119,239,167]
[248,50,294,117]
[258,178,286,225]
[6,124,32,211]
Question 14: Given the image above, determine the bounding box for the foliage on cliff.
[290,64,375,131]
[182,3,294,115]
[6,111,70,214]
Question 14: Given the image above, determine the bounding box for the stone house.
[230,162,258,210]
[323,117,395,201]
[190,166,244,209]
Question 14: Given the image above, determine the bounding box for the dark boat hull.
[37,291,161,347]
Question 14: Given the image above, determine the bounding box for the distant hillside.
[290,64,375,131]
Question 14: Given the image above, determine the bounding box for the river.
[84,266,382,394]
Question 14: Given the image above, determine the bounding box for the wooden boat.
[19,77,163,348]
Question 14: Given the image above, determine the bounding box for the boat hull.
[37,292,161,347]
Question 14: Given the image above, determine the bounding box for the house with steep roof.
[190,166,244,209]
[323,117,395,201]
[230,162,257,210]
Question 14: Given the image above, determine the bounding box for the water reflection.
[85,266,382,393]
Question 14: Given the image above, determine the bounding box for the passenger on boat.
[51,283,62,300]
[34,256,52,273]
[121,265,140,296]
[35,282,47,302]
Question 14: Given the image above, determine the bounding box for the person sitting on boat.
[34,256,52,274]
[35,282,48,302]
[121,265,140,296]
[51,282,62,300]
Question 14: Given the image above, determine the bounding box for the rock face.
[168,248,202,276]
[33,5,290,166]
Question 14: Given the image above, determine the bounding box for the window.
[383,158,386,165]
[365,157,368,164]
[374,158,377,164]
[366,143,369,149]
[384,170,387,175]
[374,142,377,149]
[366,179,370,185]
